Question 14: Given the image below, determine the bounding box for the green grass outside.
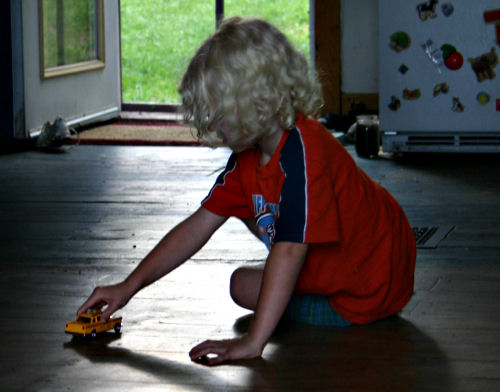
[121,0,310,104]
[43,0,97,68]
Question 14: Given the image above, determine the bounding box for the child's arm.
[77,207,227,320]
[189,241,308,365]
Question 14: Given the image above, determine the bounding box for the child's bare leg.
[230,218,264,309]
[230,266,263,310]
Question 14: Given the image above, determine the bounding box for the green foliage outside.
[121,0,310,104]
[43,0,97,68]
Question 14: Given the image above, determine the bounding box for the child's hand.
[189,334,263,366]
[77,282,132,321]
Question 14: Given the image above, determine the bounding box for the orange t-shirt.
[202,114,416,324]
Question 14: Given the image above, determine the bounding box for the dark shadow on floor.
[233,314,452,391]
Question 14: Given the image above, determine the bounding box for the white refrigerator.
[379,0,500,153]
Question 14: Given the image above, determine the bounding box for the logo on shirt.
[252,194,279,250]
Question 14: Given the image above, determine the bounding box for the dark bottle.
[355,115,380,158]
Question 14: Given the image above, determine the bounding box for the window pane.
[121,1,215,104]
[42,0,98,68]
[224,0,310,62]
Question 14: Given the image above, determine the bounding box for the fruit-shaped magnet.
[476,92,490,105]
[441,44,464,70]
[390,32,411,52]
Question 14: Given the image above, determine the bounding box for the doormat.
[74,121,206,146]
[412,225,455,248]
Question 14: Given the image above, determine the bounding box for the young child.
[78,17,416,366]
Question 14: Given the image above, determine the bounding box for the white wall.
[341,0,379,93]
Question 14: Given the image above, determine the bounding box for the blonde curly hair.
[179,16,323,145]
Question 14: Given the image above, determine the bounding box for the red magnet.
[484,9,500,44]
[441,44,463,71]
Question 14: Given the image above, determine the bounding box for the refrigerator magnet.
[399,64,409,74]
[388,96,401,111]
[417,0,439,21]
[441,3,454,17]
[390,32,411,52]
[422,40,444,73]
[433,82,450,97]
[484,9,500,44]
[476,92,490,105]
[468,47,498,82]
[403,89,421,100]
[441,44,464,71]
[452,97,465,112]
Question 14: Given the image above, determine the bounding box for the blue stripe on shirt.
[202,153,238,205]
[274,128,308,243]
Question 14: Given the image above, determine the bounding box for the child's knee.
[229,267,263,310]
[230,268,244,302]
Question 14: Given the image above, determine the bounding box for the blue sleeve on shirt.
[202,153,238,205]
[274,129,308,243]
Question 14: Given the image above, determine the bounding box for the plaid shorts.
[285,294,352,327]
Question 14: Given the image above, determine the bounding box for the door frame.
[119,0,343,118]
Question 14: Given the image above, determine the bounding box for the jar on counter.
[355,115,380,158]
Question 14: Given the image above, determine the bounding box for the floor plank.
[0,145,499,391]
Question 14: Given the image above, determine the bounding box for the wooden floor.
[0,144,499,391]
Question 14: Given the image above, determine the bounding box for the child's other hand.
[77,282,132,321]
[189,334,263,366]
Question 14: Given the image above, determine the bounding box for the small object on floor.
[36,117,79,150]
[412,225,454,248]
[65,309,122,338]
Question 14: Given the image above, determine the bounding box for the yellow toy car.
[65,309,122,338]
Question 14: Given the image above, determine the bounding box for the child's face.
[209,120,257,153]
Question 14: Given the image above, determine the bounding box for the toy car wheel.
[114,323,121,333]
[91,330,97,338]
